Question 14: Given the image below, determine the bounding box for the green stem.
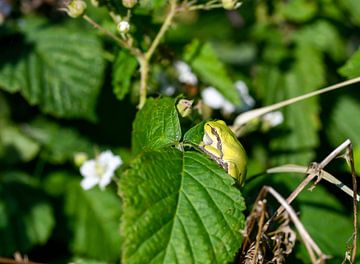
[138,0,178,109]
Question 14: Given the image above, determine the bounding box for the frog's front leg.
[200,144,222,160]
[227,161,245,185]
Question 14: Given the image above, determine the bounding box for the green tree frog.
[199,120,247,185]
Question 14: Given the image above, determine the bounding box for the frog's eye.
[203,132,213,145]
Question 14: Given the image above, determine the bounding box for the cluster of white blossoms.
[80,150,122,190]
[174,61,198,86]
[201,81,255,114]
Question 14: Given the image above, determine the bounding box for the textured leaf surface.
[184,40,240,105]
[65,180,122,261]
[113,50,138,100]
[132,97,181,154]
[0,172,54,255]
[120,148,245,264]
[0,18,105,120]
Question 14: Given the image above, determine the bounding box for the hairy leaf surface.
[120,148,245,264]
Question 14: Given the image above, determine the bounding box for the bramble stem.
[138,0,177,109]
[83,15,141,57]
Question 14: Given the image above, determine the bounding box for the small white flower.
[235,81,255,108]
[201,87,226,109]
[202,81,255,114]
[80,150,122,190]
[262,111,284,127]
[174,61,198,85]
[118,21,130,33]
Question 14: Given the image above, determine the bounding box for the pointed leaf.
[120,148,245,264]
[132,97,181,154]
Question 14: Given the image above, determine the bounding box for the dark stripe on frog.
[209,125,223,159]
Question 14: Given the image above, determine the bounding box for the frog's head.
[202,120,228,146]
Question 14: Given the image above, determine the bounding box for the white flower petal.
[79,150,123,191]
[80,160,97,178]
[202,87,226,109]
[235,80,255,108]
[174,61,198,85]
[99,174,112,190]
[222,100,236,114]
[81,177,99,190]
[262,111,284,127]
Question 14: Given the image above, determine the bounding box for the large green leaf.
[65,180,122,262]
[183,40,241,105]
[0,18,105,120]
[132,97,181,154]
[120,148,246,264]
[0,171,55,255]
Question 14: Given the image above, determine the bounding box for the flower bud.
[65,0,86,18]
[74,152,88,167]
[177,99,193,118]
[122,0,137,8]
[222,0,240,10]
[117,20,130,33]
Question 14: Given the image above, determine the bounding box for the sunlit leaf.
[132,97,181,154]
[120,148,245,263]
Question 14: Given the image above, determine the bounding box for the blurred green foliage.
[0,0,360,263]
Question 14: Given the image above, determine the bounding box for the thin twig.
[145,0,177,61]
[82,15,141,57]
[233,77,360,134]
[252,200,266,264]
